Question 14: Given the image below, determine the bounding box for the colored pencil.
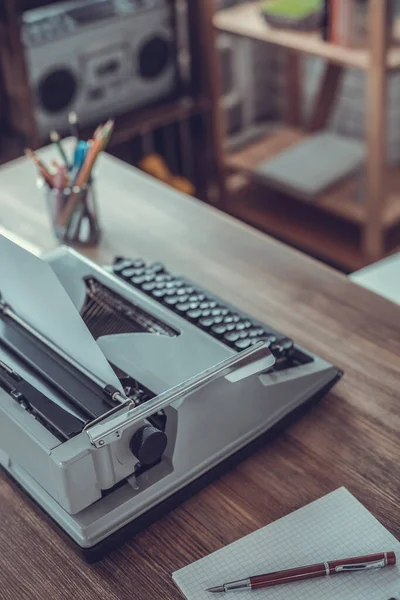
[25,149,54,187]
[59,132,105,227]
[50,131,69,167]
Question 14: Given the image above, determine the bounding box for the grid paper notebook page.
[173,487,400,600]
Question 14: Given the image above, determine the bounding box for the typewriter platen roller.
[0,240,342,560]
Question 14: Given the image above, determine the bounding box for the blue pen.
[72,141,88,183]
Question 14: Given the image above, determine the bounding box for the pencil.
[50,131,69,167]
[59,135,104,227]
[25,148,54,188]
[99,119,114,151]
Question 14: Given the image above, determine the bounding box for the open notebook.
[173,488,400,600]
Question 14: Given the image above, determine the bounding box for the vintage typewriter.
[0,235,342,561]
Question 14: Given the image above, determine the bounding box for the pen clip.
[335,559,386,572]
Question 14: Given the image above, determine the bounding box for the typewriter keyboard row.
[112,258,311,368]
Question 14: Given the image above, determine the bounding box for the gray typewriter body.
[0,245,341,559]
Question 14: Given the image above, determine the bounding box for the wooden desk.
[0,147,399,600]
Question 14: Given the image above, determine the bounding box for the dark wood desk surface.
[0,147,399,600]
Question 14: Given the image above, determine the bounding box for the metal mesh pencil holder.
[43,179,101,246]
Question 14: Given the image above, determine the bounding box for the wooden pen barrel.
[250,552,396,589]
[250,563,327,588]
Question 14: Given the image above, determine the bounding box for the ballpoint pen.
[206,551,396,593]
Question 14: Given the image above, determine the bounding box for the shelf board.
[79,97,206,148]
[214,2,400,71]
[225,126,400,230]
[214,3,369,69]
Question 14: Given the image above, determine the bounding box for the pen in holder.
[42,178,101,246]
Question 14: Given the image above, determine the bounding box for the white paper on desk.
[0,234,122,392]
[173,488,400,600]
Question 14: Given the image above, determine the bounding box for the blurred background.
[1,0,400,274]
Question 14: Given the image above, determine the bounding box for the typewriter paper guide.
[0,234,123,392]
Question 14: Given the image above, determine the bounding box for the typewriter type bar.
[0,359,85,441]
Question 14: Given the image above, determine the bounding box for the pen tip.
[205,586,225,593]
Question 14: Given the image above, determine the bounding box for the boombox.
[21,0,179,137]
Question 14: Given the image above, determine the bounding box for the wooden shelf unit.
[214,0,400,270]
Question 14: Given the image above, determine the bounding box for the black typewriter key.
[243,320,252,329]
[113,259,133,273]
[164,295,180,306]
[189,302,199,310]
[176,287,189,296]
[223,316,234,324]
[226,323,236,331]
[235,339,252,350]
[142,282,157,292]
[176,294,188,304]
[208,301,218,309]
[283,338,294,352]
[220,308,229,316]
[154,282,166,289]
[189,295,199,302]
[155,274,170,283]
[265,334,277,343]
[165,281,177,289]
[164,288,176,296]
[199,302,210,310]
[248,329,260,338]
[270,340,287,357]
[236,322,247,331]
[213,316,224,325]
[120,267,137,279]
[238,331,249,339]
[224,332,240,343]
[196,294,206,302]
[253,327,267,338]
[211,308,223,317]
[147,262,165,274]
[144,273,156,283]
[176,302,191,313]
[272,337,294,355]
[152,288,168,298]
[131,275,147,285]
[199,318,214,328]
[132,268,145,277]
[212,324,227,335]
[200,309,211,317]
[132,259,146,269]
[173,280,186,288]
[187,309,202,320]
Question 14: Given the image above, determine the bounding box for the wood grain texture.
[0,144,399,600]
